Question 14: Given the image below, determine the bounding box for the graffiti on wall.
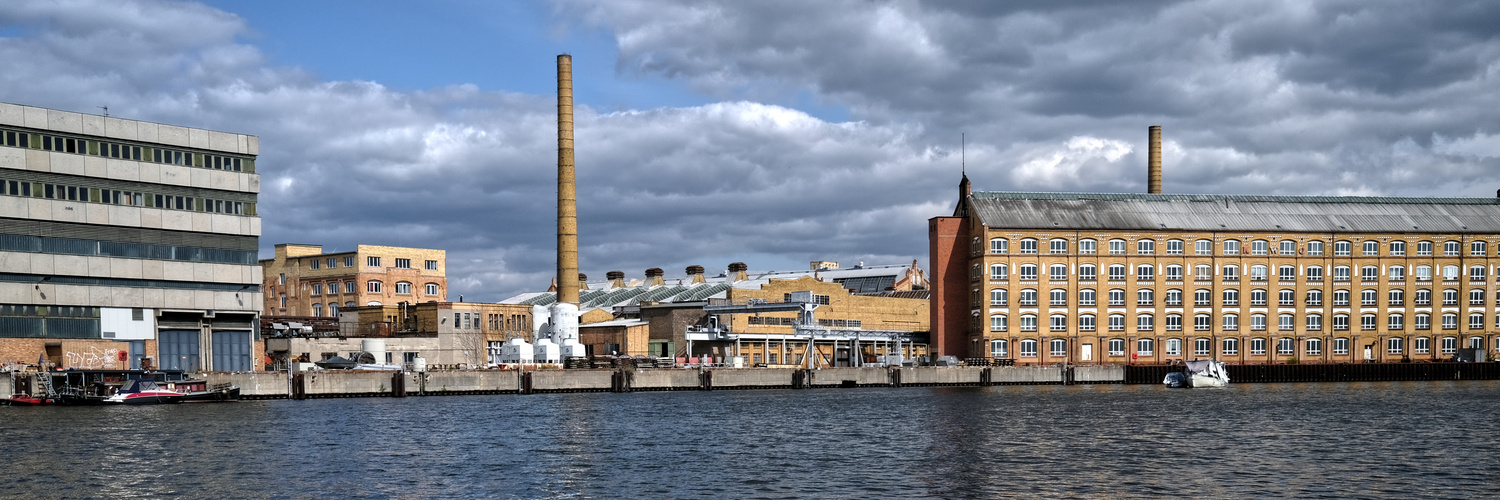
[65,346,125,369]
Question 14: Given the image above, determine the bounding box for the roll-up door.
[211,330,251,371]
[159,330,200,371]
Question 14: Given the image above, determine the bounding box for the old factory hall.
[930,132,1500,365]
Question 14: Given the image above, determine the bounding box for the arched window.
[1108,264,1126,281]
[1020,314,1038,331]
[1109,239,1127,255]
[329,303,340,317]
[1251,239,1269,255]
[1415,265,1432,281]
[990,315,1007,332]
[990,264,1008,280]
[1019,289,1038,306]
[1334,240,1351,256]
[1222,338,1239,355]
[1165,239,1184,255]
[1417,240,1433,256]
[1020,339,1038,357]
[1079,314,1096,331]
[1078,289,1096,305]
[1333,314,1349,331]
[425,283,439,295]
[1306,314,1322,331]
[1137,239,1155,255]
[1389,241,1406,256]
[1280,240,1296,255]
[1195,239,1213,255]
[1250,265,1268,281]
[1307,265,1323,281]
[1050,288,1068,306]
[1223,265,1240,281]
[1079,264,1097,281]
[1049,264,1067,280]
[1108,314,1126,331]
[1019,264,1037,280]
[312,303,323,317]
[990,289,1007,306]
[1224,239,1241,255]
[1444,241,1460,256]
[1165,264,1183,281]
[1019,238,1038,254]
[990,339,1008,357]
[990,238,1009,254]
[1223,313,1239,330]
[1050,314,1068,331]
[395,281,412,294]
[1138,314,1155,331]
[1306,240,1324,255]
[1137,264,1155,280]
[1108,338,1126,356]
[1078,238,1097,254]
[1164,313,1181,331]
[1137,338,1154,355]
[367,280,383,293]
[1049,238,1068,254]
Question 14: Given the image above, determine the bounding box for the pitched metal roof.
[968,192,1500,233]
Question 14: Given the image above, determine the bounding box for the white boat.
[104,379,185,404]
[1163,360,1230,388]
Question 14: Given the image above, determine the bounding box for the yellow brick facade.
[261,244,448,317]
[720,276,930,365]
[968,228,1500,365]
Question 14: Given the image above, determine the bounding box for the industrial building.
[0,102,261,371]
[262,300,533,369]
[502,261,931,365]
[930,126,1500,365]
[260,243,448,318]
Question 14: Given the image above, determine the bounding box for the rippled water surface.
[4,380,1500,498]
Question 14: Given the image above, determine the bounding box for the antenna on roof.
[961,133,965,175]
[98,106,108,117]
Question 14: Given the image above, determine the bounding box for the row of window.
[983,287,1499,308]
[305,256,439,271]
[308,281,441,296]
[979,262,1490,282]
[0,177,254,215]
[984,311,1496,333]
[0,233,256,265]
[982,237,1491,257]
[987,336,1496,358]
[2,127,254,173]
[309,302,349,317]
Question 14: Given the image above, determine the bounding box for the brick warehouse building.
[931,175,1500,365]
[0,102,261,372]
[260,243,448,318]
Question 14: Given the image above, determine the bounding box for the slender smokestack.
[557,54,579,305]
[1148,125,1162,194]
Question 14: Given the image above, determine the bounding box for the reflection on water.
[2,381,1498,498]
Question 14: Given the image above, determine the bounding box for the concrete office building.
[0,102,261,372]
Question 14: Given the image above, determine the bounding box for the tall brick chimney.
[1148,125,1162,194]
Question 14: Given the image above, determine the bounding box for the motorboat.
[161,379,241,402]
[103,379,185,405]
[1163,360,1231,388]
[5,394,55,406]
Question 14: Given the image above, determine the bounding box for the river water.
[3,380,1499,499]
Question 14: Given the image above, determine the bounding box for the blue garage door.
[159,330,200,371]
[211,331,251,372]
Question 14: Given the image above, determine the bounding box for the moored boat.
[103,379,185,405]
[5,394,55,406]
[1164,360,1231,388]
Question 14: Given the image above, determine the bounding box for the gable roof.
[967,192,1500,234]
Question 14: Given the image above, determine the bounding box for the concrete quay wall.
[189,365,1125,399]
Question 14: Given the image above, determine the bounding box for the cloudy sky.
[3,0,1498,301]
